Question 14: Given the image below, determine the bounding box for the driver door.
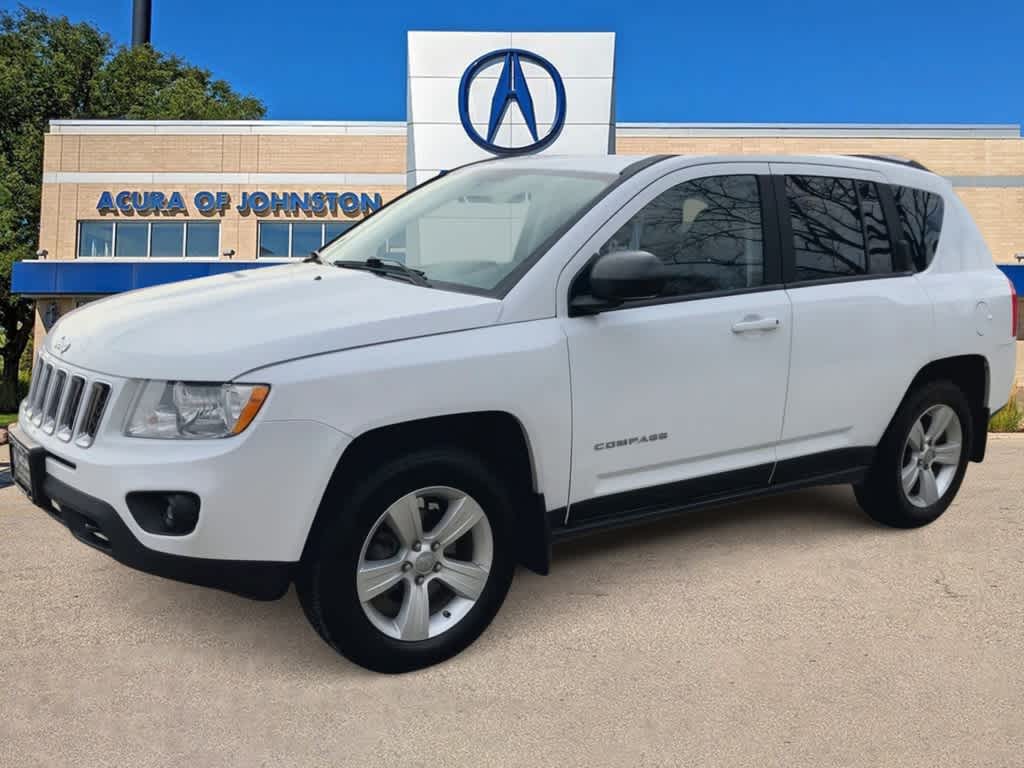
[558,163,793,523]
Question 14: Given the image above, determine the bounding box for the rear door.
[769,163,933,477]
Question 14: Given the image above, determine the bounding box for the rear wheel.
[854,380,972,528]
[297,448,515,673]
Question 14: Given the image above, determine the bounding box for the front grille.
[23,356,112,448]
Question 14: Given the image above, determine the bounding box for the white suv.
[10,154,1017,672]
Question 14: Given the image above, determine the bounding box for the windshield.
[318,165,616,293]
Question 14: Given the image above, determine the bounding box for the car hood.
[46,263,503,380]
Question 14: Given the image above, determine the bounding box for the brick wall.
[43,133,406,174]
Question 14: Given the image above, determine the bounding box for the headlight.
[126,381,270,439]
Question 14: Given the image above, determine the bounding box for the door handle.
[731,315,780,333]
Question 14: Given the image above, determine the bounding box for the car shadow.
[112,484,876,675]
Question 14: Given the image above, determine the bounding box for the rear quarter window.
[892,186,944,272]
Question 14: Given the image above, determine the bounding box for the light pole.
[132,0,151,47]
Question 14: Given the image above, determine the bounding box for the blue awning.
[11,260,278,296]
[998,264,1024,293]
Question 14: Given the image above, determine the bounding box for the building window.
[151,221,184,257]
[186,222,220,257]
[77,221,220,258]
[258,221,355,258]
[115,222,148,257]
[78,222,114,258]
[291,222,322,258]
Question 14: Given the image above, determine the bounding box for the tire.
[296,447,516,673]
[854,380,972,528]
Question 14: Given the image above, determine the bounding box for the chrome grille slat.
[42,370,67,434]
[25,357,43,416]
[23,353,113,449]
[30,364,53,425]
[75,382,111,448]
[57,376,85,441]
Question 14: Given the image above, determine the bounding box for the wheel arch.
[302,410,551,574]
[901,354,989,462]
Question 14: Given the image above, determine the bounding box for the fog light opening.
[126,491,200,536]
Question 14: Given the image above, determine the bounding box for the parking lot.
[1,438,1022,768]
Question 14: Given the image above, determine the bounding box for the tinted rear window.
[786,176,867,281]
[892,186,944,271]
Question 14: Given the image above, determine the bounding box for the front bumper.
[12,411,349,563]
[9,424,291,600]
[8,408,351,598]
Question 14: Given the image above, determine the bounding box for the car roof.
[479,153,943,186]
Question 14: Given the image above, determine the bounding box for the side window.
[601,175,765,297]
[893,185,944,272]
[786,176,866,280]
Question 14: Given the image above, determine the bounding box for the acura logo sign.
[458,49,567,157]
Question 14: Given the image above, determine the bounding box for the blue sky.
[9,0,1023,128]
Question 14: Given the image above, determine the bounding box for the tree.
[0,6,265,402]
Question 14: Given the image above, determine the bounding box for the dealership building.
[14,32,1024,376]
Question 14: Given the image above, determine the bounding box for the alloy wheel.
[900,404,963,508]
[356,486,493,641]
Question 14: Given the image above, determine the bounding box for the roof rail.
[848,154,933,173]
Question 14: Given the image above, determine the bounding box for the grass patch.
[0,413,18,428]
[989,388,1022,432]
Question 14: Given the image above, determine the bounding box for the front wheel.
[854,380,972,528]
[297,448,516,673]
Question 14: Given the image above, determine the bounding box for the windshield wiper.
[333,258,430,286]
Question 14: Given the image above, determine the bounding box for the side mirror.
[571,250,667,315]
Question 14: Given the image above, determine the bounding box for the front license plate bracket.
[9,430,49,505]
